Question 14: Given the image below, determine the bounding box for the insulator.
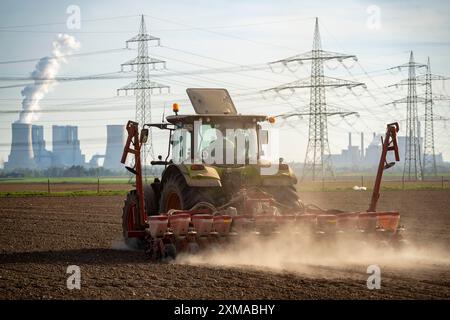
[268,62,285,74]
[326,61,339,70]
[286,62,300,73]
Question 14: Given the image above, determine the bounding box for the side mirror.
[125,166,137,175]
[260,130,269,145]
[384,162,395,170]
[140,129,149,143]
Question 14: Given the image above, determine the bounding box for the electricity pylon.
[388,54,450,180]
[263,17,365,181]
[388,52,426,181]
[118,15,169,178]
[423,57,437,177]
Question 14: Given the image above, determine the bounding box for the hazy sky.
[0,0,449,166]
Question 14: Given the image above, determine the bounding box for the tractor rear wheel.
[144,185,159,216]
[122,190,145,249]
[263,185,303,213]
[159,170,215,213]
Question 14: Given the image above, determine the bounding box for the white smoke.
[19,34,80,123]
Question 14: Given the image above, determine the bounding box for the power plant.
[4,123,126,172]
[330,131,445,170]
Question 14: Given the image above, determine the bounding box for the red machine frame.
[368,122,400,212]
[121,120,147,238]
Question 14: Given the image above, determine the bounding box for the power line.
[0,48,130,65]
[0,14,140,29]
[143,14,303,53]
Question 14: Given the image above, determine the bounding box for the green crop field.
[297,177,450,192]
[0,190,129,197]
[0,177,134,184]
[0,174,448,197]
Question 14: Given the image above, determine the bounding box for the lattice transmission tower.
[423,57,437,177]
[263,18,365,181]
[418,59,450,178]
[386,52,450,180]
[118,15,169,178]
[388,52,426,180]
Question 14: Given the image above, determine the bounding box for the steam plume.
[19,34,80,123]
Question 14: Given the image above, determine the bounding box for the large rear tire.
[159,170,215,213]
[144,185,159,216]
[263,185,303,213]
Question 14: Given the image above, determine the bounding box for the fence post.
[402,176,405,190]
[97,177,100,194]
[47,178,50,194]
[361,175,364,188]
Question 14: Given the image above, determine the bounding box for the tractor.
[121,88,405,260]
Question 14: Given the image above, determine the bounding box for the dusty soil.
[0,188,449,299]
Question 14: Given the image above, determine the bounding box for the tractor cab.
[150,88,274,167]
[166,113,269,166]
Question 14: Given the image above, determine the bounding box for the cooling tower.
[103,125,126,170]
[32,125,45,156]
[32,125,52,169]
[5,122,36,170]
[52,125,85,167]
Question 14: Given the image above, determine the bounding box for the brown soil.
[0,189,449,299]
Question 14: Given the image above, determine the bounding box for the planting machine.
[121,88,405,260]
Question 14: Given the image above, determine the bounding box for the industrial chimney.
[103,125,126,171]
[5,122,36,170]
[361,132,364,160]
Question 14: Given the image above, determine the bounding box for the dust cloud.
[111,239,138,251]
[177,227,450,276]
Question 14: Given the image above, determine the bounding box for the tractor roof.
[165,114,268,125]
[187,88,237,115]
[165,88,268,125]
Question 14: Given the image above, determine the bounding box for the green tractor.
[121,88,301,246]
[121,89,406,255]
